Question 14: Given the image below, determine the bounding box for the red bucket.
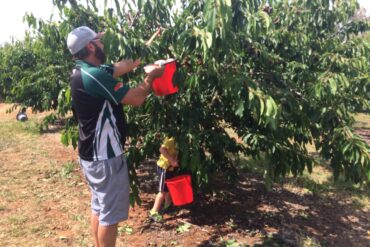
[165,174,193,206]
[152,59,178,96]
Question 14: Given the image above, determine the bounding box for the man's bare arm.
[120,65,164,106]
[113,59,141,78]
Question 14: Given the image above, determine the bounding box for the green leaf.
[226,239,240,247]
[61,132,68,146]
[118,225,133,235]
[265,97,277,118]
[329,78,337,95]
[258,10,271,30]
[259,97,265,117]
[204,0,217,33]
[176,222,191,233]
[204,31,213,48]
[235,100,244,117]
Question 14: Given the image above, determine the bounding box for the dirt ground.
[0,103,369,247]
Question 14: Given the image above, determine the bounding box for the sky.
[0,0,58,44]
[0,0,106,45]
[0,0,369,45]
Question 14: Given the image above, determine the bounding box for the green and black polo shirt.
[70,60,130,161]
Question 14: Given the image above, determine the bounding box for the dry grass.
[354,113,370,129]
[0,104,89,246]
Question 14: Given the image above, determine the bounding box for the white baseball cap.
[67,26,101,55]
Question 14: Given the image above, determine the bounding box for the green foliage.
[224,239,239,247]
[118,225,133,235]
[61,161,77,179]
[1,0,369,203]
[176,222,191,233]
[0,29,70,111]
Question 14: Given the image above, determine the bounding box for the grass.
[239,159,370,210]
[0,122,21,150]
[0,105,90,246]
[8,214,29,237]
[72,214,85,222]
[279,163,370,210]
[292,113,370,208]
[43,168,60,179]
[30,226,43,234]
[351,195,369,209]
[235,152,267,174]
[234,113,370,210]
[353,113,370,129]
[298,235,322,247]
[259,232,322,247]
[9,214,28,225]
[61,161,78,179]
[0,117,40,152]
[118,225,134,235]
[1,189,18,203]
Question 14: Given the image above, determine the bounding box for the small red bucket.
[165,174,193,206]
[152,59,178,96]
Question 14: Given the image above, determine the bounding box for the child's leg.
[162,169,175,209]
[164,192,172,207]
[151,192,165,214]
[151,167,167,214]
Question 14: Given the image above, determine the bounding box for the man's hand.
[145,64,165,80]
[132,59,141,69]
[113,59,141,78]
[120,63,164,106]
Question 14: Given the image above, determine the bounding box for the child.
[150,136,179,218]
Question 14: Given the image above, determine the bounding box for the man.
[66,26,164,247]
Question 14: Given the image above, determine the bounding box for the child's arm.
[159,146,179,168]
[113,59,141,78]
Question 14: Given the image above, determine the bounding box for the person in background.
[16,107,28,122]
[67,26,164,247]
[150,136,179,220]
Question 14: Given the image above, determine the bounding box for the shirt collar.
[76,60,96,68]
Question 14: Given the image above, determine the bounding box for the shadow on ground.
[134,162,369,247]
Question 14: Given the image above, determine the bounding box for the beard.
[92,43,106,64]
